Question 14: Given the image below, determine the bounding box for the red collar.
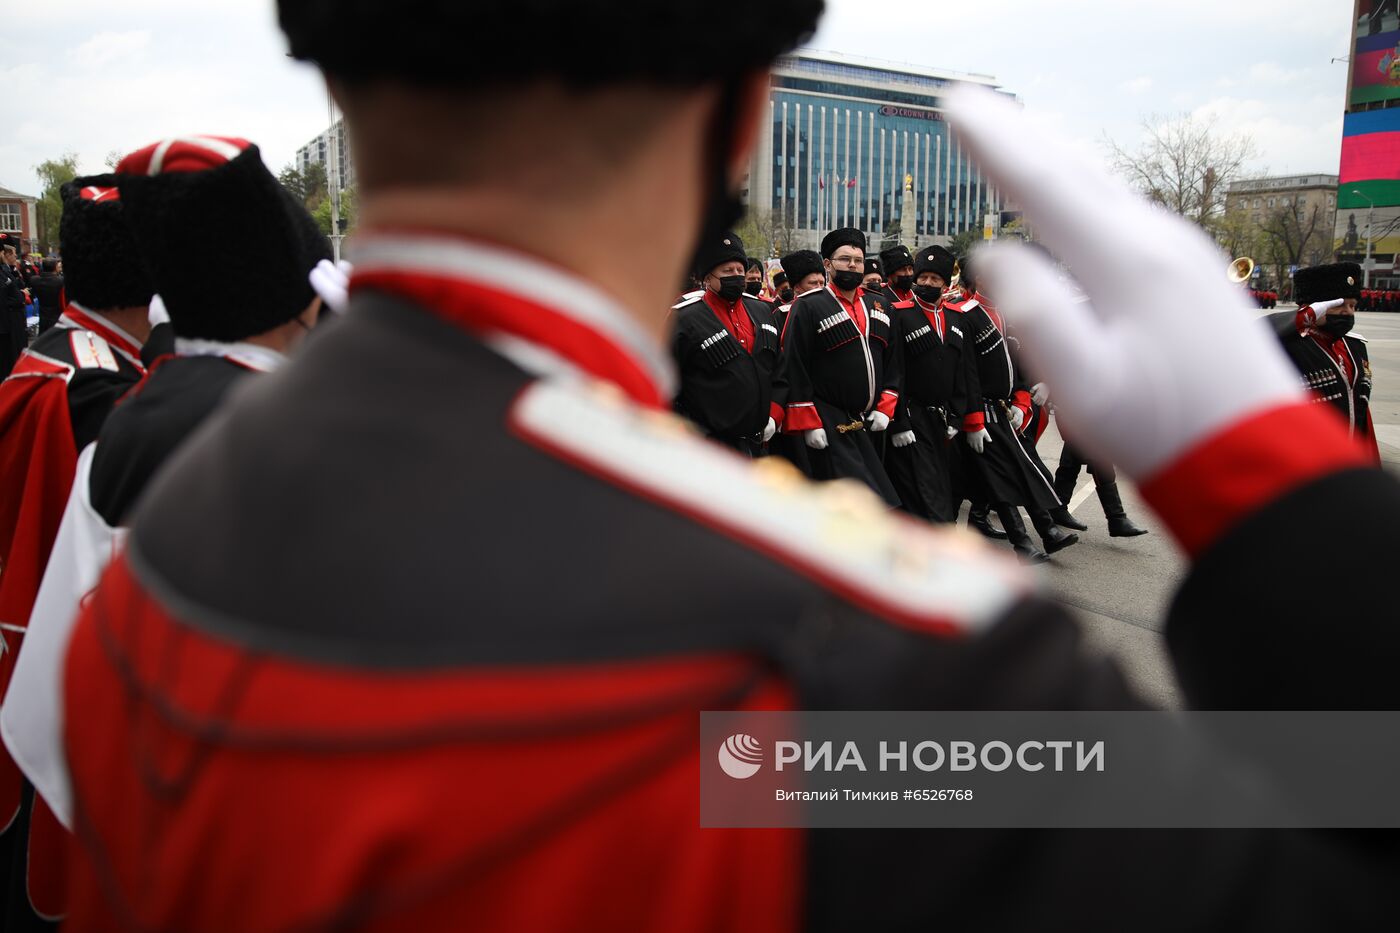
[59,305,146,369]
[702,289,743,319]
[348,233,675,409]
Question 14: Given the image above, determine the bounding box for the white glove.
[947,86,1305,480]
[147,294,170,327]
[309,258,354,315]
[892,430,916,449]
[1031,383,1050,407]
[946,426,959,441]
[866,411,891,433]
[761,418,777,443]
[805,428,829,450]
[1305,298,1346,323]
[1008,405,1026,433]
[966,428,992,455]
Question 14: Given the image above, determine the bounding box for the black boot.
[1049,506,1088,531]
[996,505,1048,564]
[968,503,1008,540]
[1098,481,1149,538]
[1029,509,1080,554]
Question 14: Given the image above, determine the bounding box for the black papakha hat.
[864,256,883,277]
[913,245,955,283]
[1294,263,1363,306]
[692,232,747,278]
[880,245,914,274]
[117,143,332,342]
[278,0,825,88]
[821,227,865,259]
[780,250,824,283]
[58,179,155,311]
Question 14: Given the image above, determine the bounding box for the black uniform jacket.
[668,291,781,444]
[57,236,1400,932]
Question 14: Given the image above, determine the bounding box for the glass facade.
[754,53,1013,245]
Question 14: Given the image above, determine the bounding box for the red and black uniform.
[1270,307,1378,463]
[0,305,147,927]
[59,234,1400,932]
[945,292,1061,512]
[669,290,782,454]
[776,285,900,505]
[883,292,976,523]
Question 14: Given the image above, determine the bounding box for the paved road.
[1009,309,1400,709]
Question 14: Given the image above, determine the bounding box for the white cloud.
[67,31,151,71]
[1123,76,1154,95]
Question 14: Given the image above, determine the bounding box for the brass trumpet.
[1227,257,1255,284]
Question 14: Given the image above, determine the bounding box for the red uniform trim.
[769,401,785,428]
[963,411,986,433]
[65,556,802,932]
[876,389,900,420]
[1140,402,1372,558]
[1011,390,1033,426]
[783,402,823,433]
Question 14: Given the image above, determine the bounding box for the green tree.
[302,162,328,210]
[947,229,978,259]
[33,153,81,254]
[278,164,308,204]
[313,186,358,237]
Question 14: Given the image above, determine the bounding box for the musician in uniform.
[669,231,782,455]
[776,227,900,504]
[1269,262,1378,463]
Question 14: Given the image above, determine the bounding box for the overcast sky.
[1,0,1355,198]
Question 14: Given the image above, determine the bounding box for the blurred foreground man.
[59,2,1400,931]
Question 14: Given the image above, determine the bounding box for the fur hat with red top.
[115,136,331,342]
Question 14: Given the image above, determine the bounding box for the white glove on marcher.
[1304,298,1346,323]
[761,418,777,443]
[966,428,992,455]
[1008,405,1026,433]
[946,426,959,441]
[947,86,1305,480]
[866,411,891,433]
[147,294,170,327]
[1031,383,1050,407]
[310,259,354,315]
[806,428,829,450]
[892,430,916,449]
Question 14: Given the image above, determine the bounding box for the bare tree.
[1108,114,1257,229]
[104,150,124,171]
[1257,203,1331,299]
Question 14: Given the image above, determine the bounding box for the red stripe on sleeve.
[962,411,986,433]
[876,390,899,420]
[1140,402,1372,558]
[784,404,823,433]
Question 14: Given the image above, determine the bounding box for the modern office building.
[1336,0,1400,286]
[296,119,355,193]
[746,50,1016,253]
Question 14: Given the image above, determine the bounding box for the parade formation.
[0,0,1396,930]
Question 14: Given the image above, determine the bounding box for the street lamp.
[1351,189,1375,288]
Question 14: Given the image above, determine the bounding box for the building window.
[1328,194,1336,206]
[0,204,20,232]
[1267,198,1275,208]
[1282,197,1291,207]
[1253,199,1261,208]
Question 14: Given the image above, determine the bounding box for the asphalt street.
[1004,309,1400,710]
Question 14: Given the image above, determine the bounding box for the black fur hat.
[880,245,914,275]
[278,0,825,88]
[58,179,155,311]
[692,231,747,278]
[116,141,331,342]
[780,249,823,284]
[820,227,865,259]
[913,245,955,283]
[1294,263,1363,306]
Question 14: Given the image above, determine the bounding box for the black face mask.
[1322,315,1355,338]
[913,284,943,304]
[832,269,864,292]
[715,275,746,303]
[780,288,796,303]
[892,274,915,292]
[744,281,762,296]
